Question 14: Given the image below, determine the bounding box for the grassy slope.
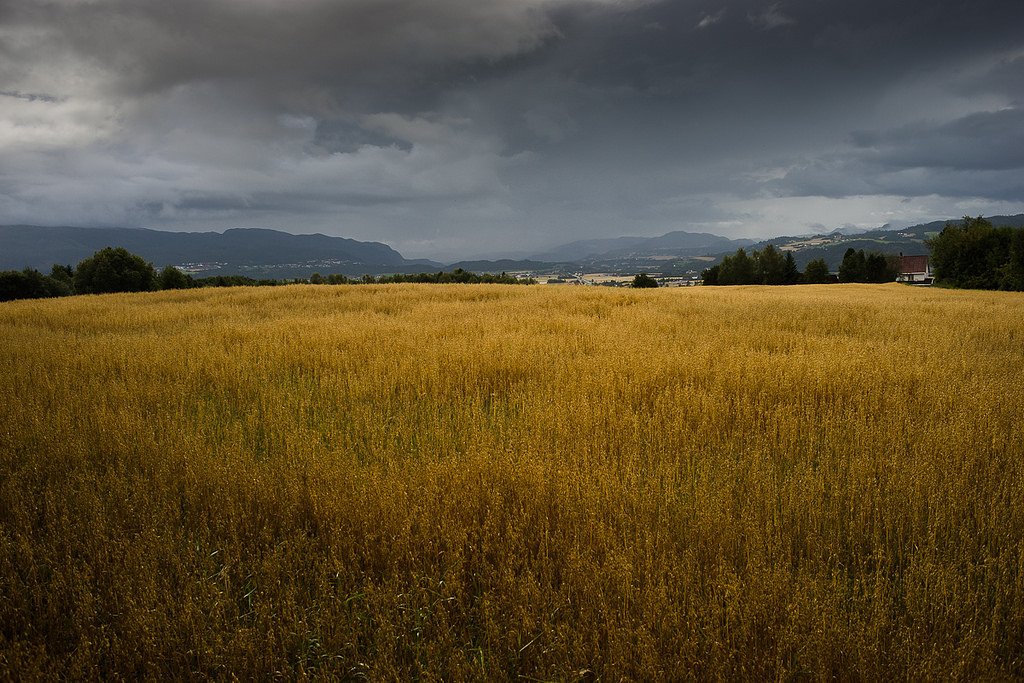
[1,284,1023,679]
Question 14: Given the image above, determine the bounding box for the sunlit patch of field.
[1,284,1023,679]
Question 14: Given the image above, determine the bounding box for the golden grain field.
[1,283,1023,680]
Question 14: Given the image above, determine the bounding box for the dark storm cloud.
[2,0,1023,257]
[540,0,1022,90]
[852,108,1024,172]
[446,0,1024,174]
[0,90,62,103]
[955,53,1024,105]
[5,0,568,108]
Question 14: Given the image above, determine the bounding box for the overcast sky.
[2,0,1023,259]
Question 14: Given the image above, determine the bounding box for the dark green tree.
[802,258,832,284]
[930,217,990,287]
[0,268,71,301]
[753,245,787,284]
[717,254,735,284]
[928,216,1024,290]
[50,264,75,293]
[838,248,867,283]
[999,229,1024,290]
[74,247,157,294]
[157,265,193,290]
[782,251,800,284]
[700,264,720,286]
[718,248,755,285]
[632,273,659,288]
[864,252,894,283]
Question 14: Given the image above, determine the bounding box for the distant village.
[528,272,703,287]
[505,252,933,288]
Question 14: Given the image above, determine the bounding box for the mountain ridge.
[532,230,755,262]
[0,225,441,277]
[743,214,1024,270]
[3,215,1023,277]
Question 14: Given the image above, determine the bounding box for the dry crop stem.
[1,283,1023,679]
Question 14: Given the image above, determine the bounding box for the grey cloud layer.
[1,0,1023,257]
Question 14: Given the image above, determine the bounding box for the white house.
[897,254,933,285]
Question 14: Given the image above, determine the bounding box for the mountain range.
[755,214,1024,270]
[530,231,755,262]
[3,215,1023,277]
[0,225,440,277]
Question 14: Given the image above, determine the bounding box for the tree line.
[700,244,897,286]
[1,247,164,302]
[0,247,532,302]
[928,216,1024,290]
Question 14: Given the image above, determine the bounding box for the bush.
[75,247,157,294]
[0,268,72,302]
[50,264,75,294]
[839,248,898,283]
[802,259,833,284]
[632,273,659,288]
[158,266,193,290]
[928,216,1024,290]
[717,248,755,285]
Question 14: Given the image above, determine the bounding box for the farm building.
[897,254,933,285]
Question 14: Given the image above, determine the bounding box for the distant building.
[897,254,933,285]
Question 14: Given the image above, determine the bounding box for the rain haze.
[2,0,1023,259]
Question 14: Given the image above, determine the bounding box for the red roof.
[900,255,929,274]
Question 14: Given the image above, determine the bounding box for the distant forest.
[703,216,1024,291]
[700,244,898,285]
[927,217,1024,290]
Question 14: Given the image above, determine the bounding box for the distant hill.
[0,225,442,277]
[897,214,1024,234]
[533,230,754,262]
[446,259,559,273]
[4,215,1022,278]
[745,214,1024,270]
